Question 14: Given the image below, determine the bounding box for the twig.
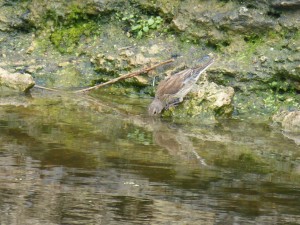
[74,58,174,93]
[118,46,134,51]
[34,85,61,92]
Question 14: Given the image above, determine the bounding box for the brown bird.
[148,55,215,115]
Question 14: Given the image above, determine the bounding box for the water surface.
[0,90,299,225]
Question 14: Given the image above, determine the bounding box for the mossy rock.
[162,81,235,120]
[50,22,99,53]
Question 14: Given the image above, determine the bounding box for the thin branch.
[74,58,175,93]
[118,46,134,51]
[34,85,61,92]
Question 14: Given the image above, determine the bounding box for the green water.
[0,90,299,225]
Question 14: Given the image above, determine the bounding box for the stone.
[271,0,300,9]
[194,81,235,116]
[133,53,151,65]
[0,67,35,92]
[148,44,163,55]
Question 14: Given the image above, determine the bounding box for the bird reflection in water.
[153,126,207,166]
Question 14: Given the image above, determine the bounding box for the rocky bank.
[0,0,299,125]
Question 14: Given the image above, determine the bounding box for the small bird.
[148,55,215,115]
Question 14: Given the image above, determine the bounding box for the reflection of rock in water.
[6,90,208,167]
[151,121,207,166]
[0,95,31,107]
[272,110,300,145]
[282,131,300,145]
[272,110,300,133]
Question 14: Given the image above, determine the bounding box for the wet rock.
[0,0,299,120]
[272,110,300,132]
[146,44,163,55]
[193,81,235,116]
[26,40,37,54]
[0,67,35,92]
[136,0,180,18]
[167,0,299,98]
[271,0,300,9]
[26,0,128,28]
[133,53,152,65]
[165,80,235,119]
[91,53,132,75]
[172,1,276,41]
[0,3,26,31]
[172,17,188,31]
[218,7,276,34]
[91,48,161,85]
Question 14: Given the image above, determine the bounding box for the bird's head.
[148,99,164,116]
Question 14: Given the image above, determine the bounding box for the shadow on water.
[0,90,299,224]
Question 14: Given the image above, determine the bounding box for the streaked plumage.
[148,55,215,115]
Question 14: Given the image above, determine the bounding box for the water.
[0,90,299,225]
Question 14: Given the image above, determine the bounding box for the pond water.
[0,90,299,225]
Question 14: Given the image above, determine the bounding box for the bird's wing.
[156,68,193,98]
[154,55,215,105]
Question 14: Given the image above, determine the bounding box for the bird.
[148,55,215,115]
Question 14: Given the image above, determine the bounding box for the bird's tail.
[191,54,215,79]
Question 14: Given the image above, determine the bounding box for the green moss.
[50,22,99,53]
[269,79,293,92]
[43,9,62,27]
[207,39,231,52]
[66,4,89,22]
[235,34,263,60]
[42,2,94,27]
[294,30,300,40]
[162,99,219,121]
[233,90,300,120]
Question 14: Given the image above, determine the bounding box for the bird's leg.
[165,98,183,110]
